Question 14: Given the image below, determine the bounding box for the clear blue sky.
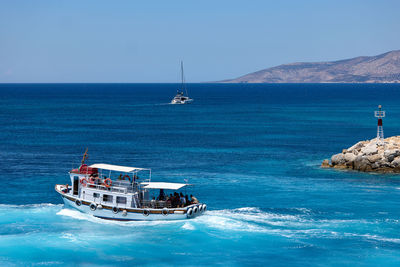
[1,0,399,83]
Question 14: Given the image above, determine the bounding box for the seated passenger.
[172,192,179,208]
[185,195,189,206]
[190,194,199,204]
[151,197,156,208]
[166,195,172,207]
[180,192,186,207]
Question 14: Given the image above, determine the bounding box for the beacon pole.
[374,105,385,146]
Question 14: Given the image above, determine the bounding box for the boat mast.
[181,61,188,96]
[81,148,88,166]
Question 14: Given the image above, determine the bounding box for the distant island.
[219,50,400,83]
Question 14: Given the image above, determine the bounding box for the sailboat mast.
[181,61,189,96]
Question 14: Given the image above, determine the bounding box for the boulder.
[366,154,381,164]
[331,153,346,166]
[361,143,378,155]
[391,157,400,167]
[378,159,392,168]
[347,141,366,154]
[384,149,400,162]
[356,156,373,172]
[321,159,330,168]
[353,156,371,171]
[344,153,356,162]
[371,162,380,169]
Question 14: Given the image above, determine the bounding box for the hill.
[220,50,400,83]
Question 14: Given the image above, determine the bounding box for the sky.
[0,0,400,83]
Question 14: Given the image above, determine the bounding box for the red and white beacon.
[374,105,385,145]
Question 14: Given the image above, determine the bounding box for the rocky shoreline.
[321,136,400,173]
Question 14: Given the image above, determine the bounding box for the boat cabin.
[67,163,192,210]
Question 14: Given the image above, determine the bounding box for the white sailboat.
[171,61,193,104]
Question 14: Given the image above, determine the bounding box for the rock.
[321,159,330,168]
[371,162,380,169]
[366,154,381,163]
[353,155,372,171]
[331,153,346,166]
[322,136,400,173]
[347,141,366,154]
[361,143,378,155]
[384,150,400,162]
[353,156,371,171]
[391,157,400,167]
[378,159,392,168]
[344,153,356,162]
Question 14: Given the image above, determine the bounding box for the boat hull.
[170,98,193,104]
[57,185,205,221]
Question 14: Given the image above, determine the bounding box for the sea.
[1,83,400,266]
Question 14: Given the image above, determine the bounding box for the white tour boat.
[55,151,206,221]
[170,61,193,104]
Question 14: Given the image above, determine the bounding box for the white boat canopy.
[141,182,188,190]
[89,163,149,173]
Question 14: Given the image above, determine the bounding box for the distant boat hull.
[170,97,193,105]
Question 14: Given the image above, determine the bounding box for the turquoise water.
[1,83,400,266]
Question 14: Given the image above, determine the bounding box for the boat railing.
[86,181,138,194]
[141,200,171,209]
[139,200,194,209]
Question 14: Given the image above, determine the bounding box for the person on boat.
[62,184,69,193]
[172,192,180,208]
[180,192,186,207]
[157,189,165,201]
[185,195,189,206]
[166,194,173,207]
[118,174,122,180]
[151,197,156,208]
[171,193,176,208]
[190,195,199,204]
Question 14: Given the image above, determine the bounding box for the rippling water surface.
[1,83,400,266]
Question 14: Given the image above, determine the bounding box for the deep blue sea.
[1,83,400,266]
